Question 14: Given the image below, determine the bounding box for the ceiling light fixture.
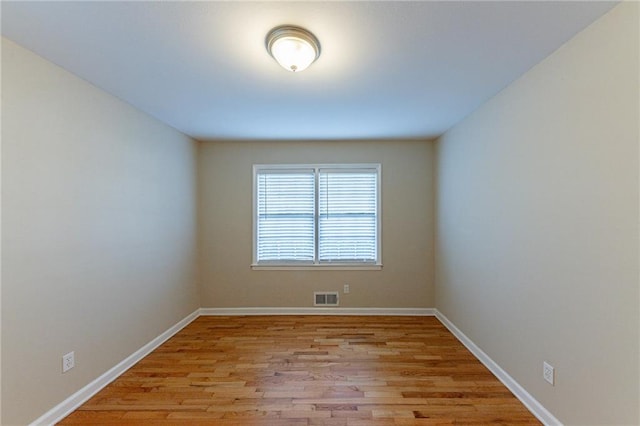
[266,25,320,73]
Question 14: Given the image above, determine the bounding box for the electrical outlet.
[543,361,554,385]
[63,351,75,373]
[343,284,350,294]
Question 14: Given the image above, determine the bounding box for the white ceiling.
[1,1,617,141]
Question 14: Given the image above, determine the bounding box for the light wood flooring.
[59,315,540,425]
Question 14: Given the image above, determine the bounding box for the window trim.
[252,163,382,270]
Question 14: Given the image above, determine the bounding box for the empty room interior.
[1,1,638,425]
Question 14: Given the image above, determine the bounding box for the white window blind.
[319,170,377,263]
[254,164,380,267]
[256,170,315,263]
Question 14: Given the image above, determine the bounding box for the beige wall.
[435,3,639,424]
[3,2,638,423]
[198,140,434,308]
[1,38,200,425]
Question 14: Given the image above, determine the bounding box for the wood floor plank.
[57,316,540,425]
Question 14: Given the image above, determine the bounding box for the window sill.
[251,264,383,271]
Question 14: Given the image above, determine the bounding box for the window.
[253,164,381,269]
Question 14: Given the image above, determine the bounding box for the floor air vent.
[314,292,339,306]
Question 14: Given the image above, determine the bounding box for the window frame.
[252,163,382,270]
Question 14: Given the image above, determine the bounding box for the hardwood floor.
[58,316,540,425]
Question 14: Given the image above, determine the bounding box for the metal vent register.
[314,292,339,306]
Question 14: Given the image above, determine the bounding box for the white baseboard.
[29,307,559,426]
[199,307,436,316]
[434,309,562,426]
[29,309,200,426]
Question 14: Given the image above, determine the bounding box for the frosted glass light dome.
[266,26,321,72]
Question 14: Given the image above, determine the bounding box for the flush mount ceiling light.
[266,25,321,73]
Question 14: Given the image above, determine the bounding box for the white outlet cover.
[63,351,75,373]
[543,361,554,385]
